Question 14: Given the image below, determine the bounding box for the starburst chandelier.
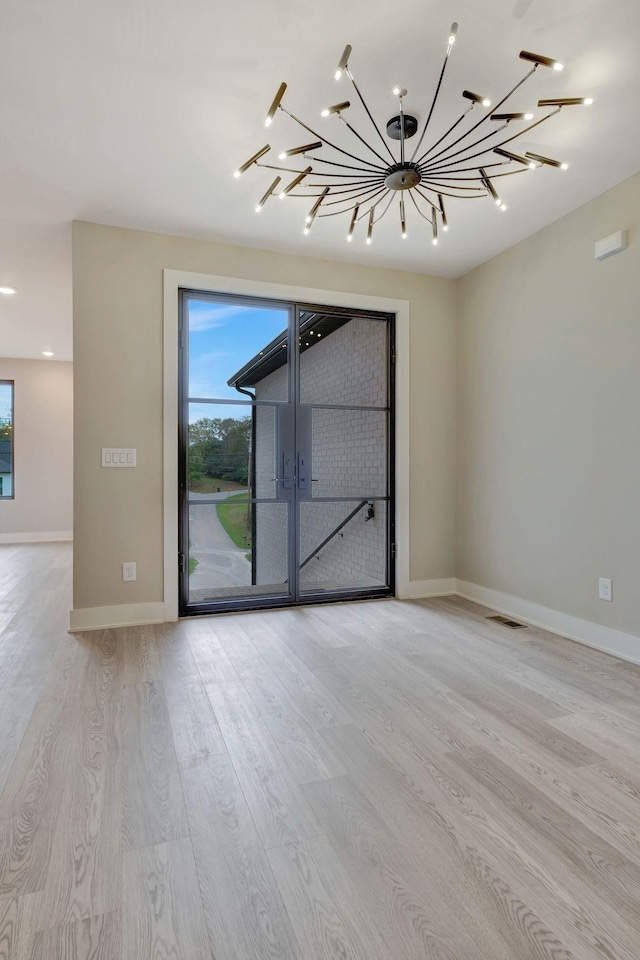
[233,22,592,246]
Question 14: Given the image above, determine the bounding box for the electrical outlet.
[123,562,136,582]
[598,577,612,602]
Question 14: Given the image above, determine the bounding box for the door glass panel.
[188,403,254,498]
[188,297,290,401]
[309,407,387,499]
[299,500,388,593]
[299,312,387,407]
[188,502,289,602]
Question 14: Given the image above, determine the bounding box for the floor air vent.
[486,615,527,629]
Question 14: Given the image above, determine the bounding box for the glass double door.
[178,290,394,615]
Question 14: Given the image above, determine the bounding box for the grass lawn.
[217,493,252,553]
[190,477,246,494]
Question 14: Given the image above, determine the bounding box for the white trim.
[163,269,411,618]
[69,601,167,633]
[407,578,457,599]
[0,530,73,544]
[456,579,640,666]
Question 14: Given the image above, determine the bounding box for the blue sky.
[188,299,288,409]
[0,382,11,423]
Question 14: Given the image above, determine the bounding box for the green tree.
[188,416,252,484]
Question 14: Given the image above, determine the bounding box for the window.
[0,381,14,499]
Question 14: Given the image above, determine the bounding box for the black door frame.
[178,289,395,617]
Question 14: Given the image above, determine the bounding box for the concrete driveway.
[188,500,251,597]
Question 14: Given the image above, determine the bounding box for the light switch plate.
[595,230,627,260]
[102,448,136,467]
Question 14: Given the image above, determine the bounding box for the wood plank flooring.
[1,544,640,959]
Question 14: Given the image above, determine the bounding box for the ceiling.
[1,0,639,361]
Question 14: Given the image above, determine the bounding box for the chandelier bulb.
[520,50,564,71]
[561,162,569,170]
[448,22,458,45]
[347,203,359,241]
[524,112,534,120]
[366,237,372,245]
[335,44,352,80]
[233,144,271,179]
[264,82,287,128]
[463,91,491,107]
[321,101,351,117]
[584,97,593,105]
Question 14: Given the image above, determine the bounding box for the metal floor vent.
[486,614,527,630]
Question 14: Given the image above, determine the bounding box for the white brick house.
[229,313,391,592]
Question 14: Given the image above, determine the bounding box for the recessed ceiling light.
[42,351,54,357]
[0,286,16,296]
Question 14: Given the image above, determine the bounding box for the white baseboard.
[455,579,640,667]
[0,530,73,544]
[405,578,457,599]
[69,601,172,632]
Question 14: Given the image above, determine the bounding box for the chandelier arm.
[344,68,397,162]
[423,167,530,182]
[420,180,490,191]
[423,109,558,173]
[416,160,508,176]
[290,180,384,196]
[416,185,486,200]
[409,48,452,163]
[356,193,387,221]
[281,106,386,171]
[258,162,377,178]
[420,124,508,174]
[371,192,395,224]
[338,115,391,166]
[304,155,386,175]
[317,186,388,217]
[308,181,385,191]
[322,184,388,207]
[408,189,435,222]
[498,106,561,147]
[417,107,473,162]
[415,65,537,167]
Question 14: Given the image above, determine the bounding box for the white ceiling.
[1,0,639,361]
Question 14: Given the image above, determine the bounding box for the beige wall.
[72,222,456,611]
[0,357,73,539]
[457,172,640,637]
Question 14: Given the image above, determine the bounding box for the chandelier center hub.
[385,163,421,192]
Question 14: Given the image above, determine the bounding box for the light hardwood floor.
[1,542,640,959]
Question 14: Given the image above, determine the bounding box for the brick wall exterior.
[254,316,389,590]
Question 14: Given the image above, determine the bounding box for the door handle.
[297,452,311,491]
